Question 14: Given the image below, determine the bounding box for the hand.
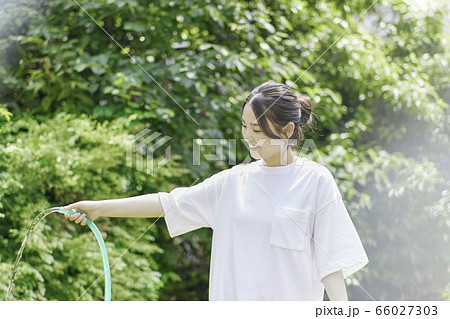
[64,200,102,226]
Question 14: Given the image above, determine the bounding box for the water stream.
[5,207,65,301]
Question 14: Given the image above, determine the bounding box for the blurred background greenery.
[0,0,449,300]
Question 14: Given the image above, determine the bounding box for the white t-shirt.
[158,156,369,301]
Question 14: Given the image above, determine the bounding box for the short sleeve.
[313,167,369,282]
[158,170,226,238]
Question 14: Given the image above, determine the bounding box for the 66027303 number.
[375,306,438,316]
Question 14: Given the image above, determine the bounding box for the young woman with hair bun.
[65,80,369,301]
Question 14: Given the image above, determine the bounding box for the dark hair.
[241,80,313,147]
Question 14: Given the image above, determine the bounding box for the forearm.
[322,270,348,301]
[96,193,164,218]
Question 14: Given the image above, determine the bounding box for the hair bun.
[295,93,313,127]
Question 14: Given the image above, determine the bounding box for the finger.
[75,213,86,224]
[64,204,77,210]
[64,211,74,218]
[68,212,80,221]
[81,219,87,226]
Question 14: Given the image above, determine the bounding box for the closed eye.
[242,125,261,133]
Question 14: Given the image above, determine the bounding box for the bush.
[0,113,191,300]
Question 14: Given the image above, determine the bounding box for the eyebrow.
[241,118,260,126]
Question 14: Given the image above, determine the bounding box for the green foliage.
[0,114,191,300]
[0,105,12,122]
[0,0,449,300]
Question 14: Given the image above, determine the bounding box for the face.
[241,103,292,163]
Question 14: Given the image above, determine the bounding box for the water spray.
[5,207,111,301]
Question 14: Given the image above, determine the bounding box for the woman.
[65,80,369,301]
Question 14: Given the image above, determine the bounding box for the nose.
[242,126,257,146]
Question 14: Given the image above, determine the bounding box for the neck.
[262,148,296,167]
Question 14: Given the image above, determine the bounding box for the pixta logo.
[193,138,326,166]
[126,129,171,175]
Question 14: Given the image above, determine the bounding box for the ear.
[282,122,295,139]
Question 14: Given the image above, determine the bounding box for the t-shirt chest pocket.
[270,207,311,251]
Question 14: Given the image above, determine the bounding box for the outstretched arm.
[321,270,348,301]
[64,194,165,226]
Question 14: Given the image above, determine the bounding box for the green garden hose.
[58,208,111,301]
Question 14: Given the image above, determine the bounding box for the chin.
[250,151,262,160]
